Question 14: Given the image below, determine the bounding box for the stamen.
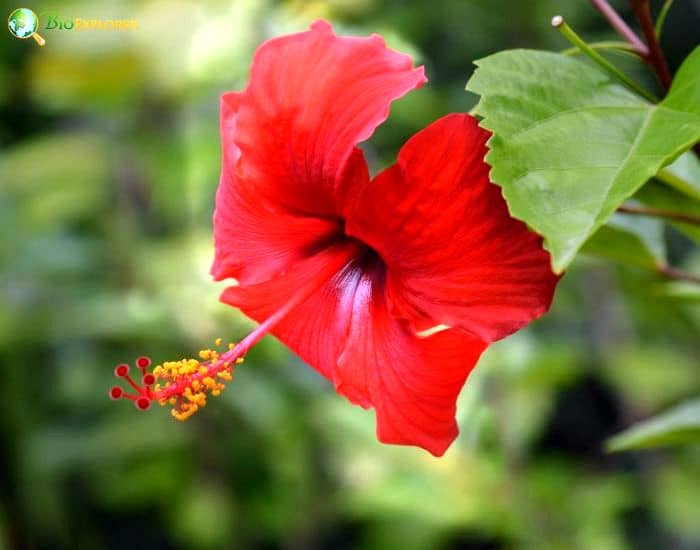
[109,242,361,421]
[109,339,244,421]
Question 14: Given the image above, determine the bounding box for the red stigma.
[109,387,123,400]
[136,397,151,411]
[115,364,129,377]
[137,356,151,369]
[142,373,155,386]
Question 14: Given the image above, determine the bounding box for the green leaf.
[606,398,700,452]
[467,46,700,273]
[582,211,666,269]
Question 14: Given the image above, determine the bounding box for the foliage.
[466,47,700,272]
[464,5,700,461]
[607,398,700,451]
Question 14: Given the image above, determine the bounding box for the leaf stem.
[654,0,675,39]
[551,15,658,102]
[629,0,673,90]
[562,41,639,59]
[656,168,700,202]
[588,0,649,56]
[617,203,700,226]
[657,265,700,285]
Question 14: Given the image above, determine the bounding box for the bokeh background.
[1,0,700,548]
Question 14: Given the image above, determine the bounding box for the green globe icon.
[8,8,45,45]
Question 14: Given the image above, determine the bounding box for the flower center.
[109,241,361,420]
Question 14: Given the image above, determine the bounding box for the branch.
[588,0,649,56]
[629,0,673,90]
[617,204,700,226]
[658,265,700,285]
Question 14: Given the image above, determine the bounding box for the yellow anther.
[171,403,199,421]
[152,336,246,422]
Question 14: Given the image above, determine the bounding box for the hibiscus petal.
[235,19,426,214]
[212,90,349,285]
[212,21,426,285]
[346,114,560,343]
[336,266,487,457]
[222,249,487,457]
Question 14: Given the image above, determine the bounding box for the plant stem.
[617,203,700,226]
[551,15,658,102]
[629,0,673,90]
[658,265,700,285]
[654,0,675,39]
[588,0,649,56]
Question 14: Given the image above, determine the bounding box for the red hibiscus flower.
[110,20,559,456]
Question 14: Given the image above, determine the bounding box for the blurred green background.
[1,0,699,548]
